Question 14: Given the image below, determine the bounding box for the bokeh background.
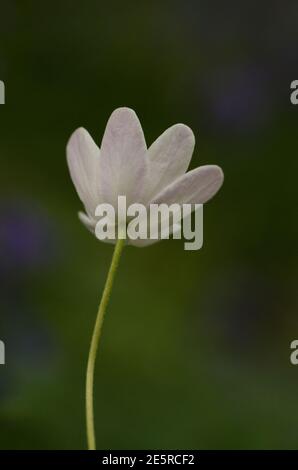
[0,0,298,449]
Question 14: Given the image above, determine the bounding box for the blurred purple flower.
[0,200,60,400]
[201,65,274,133]
[0,199,58,276]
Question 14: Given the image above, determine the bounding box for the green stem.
[86,237,126,450]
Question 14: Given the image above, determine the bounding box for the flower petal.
[78,211,96,233]
[67,128,101,216]
[129,221,182,247]
[129,237,159,247]
[146,124,195,200]
[128,206,182,247]
[149,165,224,206]
[78,212,118,245]
[99,107,147,208]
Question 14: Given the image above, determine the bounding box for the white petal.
[149,165,224,206]
[146,124,195,200]
[99,108,147,208]
[129,237,159,247]
[67,128,101,216]
[78,211,96,233]
[128,207,182,248]
[78,212,117,245]
[129,223,181,247]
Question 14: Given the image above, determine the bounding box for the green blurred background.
[0,0,298,449]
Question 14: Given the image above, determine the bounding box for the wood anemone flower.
[67,107,223,246]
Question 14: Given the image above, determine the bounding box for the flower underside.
[67,107,224,246]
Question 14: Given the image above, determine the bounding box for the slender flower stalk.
[86,237,125,450]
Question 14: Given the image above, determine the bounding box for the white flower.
[66,107,224,246]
